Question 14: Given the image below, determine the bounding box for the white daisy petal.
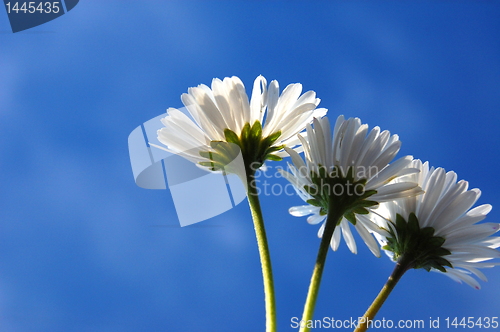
[249,75,267,123]
[181,92,222,140]
[341,219,357,254]
[212,78,236,130]
[308,213,327,225]
[284,147,306,171]
[330,226,342,251]
[370,182,421,202]
[318,222,325,238]
[365,156,414,190]
[355,222,381,257]
[289,205,321,217]
[443,268,481,289]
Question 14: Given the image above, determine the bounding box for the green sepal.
[408,213,420,234]
[210,140,238,154]
[353,207,369,215]
[383,213,453,273]
[240,122,251,141]
[198,121,282,177]
[224,128,240,145]
[422,228,436,240]
[304,165,385,229]
[199,149,231,165]
[345,166,355,181]
[265,154,282,162]
[318,165,328,180]
[395,214,407,234]
[250,120,263,142]
[425,261,447,273]
[306,199,322,207]
[304,185,320,197]
[428,236,446,248]
[431,256,453,268]
[264,130,282,146]
[434,247,452,256]
[265,145,284,154]
[344,212,356,225]
[382,244,392,251]
[353,200,379,209]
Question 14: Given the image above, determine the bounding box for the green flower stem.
[299,206,345,332]
[354,257,411,332]
[246,173,277,332]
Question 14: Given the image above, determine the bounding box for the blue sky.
[1,1,500,331]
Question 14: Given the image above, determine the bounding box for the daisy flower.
[374,159,500,289]
[280,115,421,257]
[284,115,422,331]
[150,75,326,332]
[152,75,326,175]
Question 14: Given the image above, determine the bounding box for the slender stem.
[299,206,345,332]
[354,257,411,332]
[246,173,277,332]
